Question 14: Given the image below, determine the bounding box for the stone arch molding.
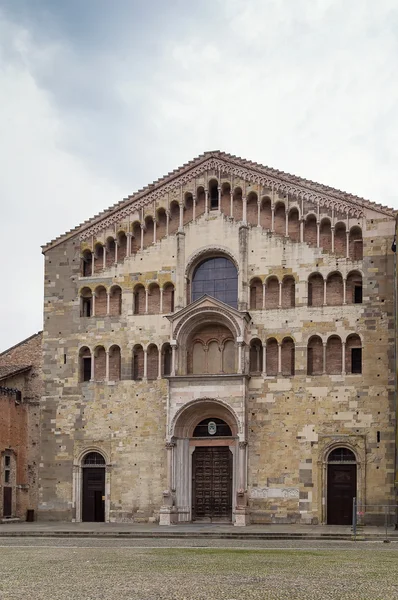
[173,305,242,342]
[169,397,243,439]
[75,446,110,467]
[185,245,239,279]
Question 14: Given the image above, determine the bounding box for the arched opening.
[147,344,159,380]
[168,201,180,235]
[188,323,235,375]
[281,337,295,376]
[94,346,106,381]
[288,208,300,242]
[79,347,92,382]
[233,187,243,221]
[162,343,172,377]
[249,277,262,310]
[281,276,295,308]
[220,182,231,216]
[147,283,160,314]
[349,226,363,261]
[156,208,167,240]
[346,271,362,304]
[308,273,323,307]
[346,334,362,374]
[109,345,121,381]
[249,338,263,374]
[264,277,279,309]
[81,250,92,277]
[326,272,343,306]
[133,284,146,315]
[191,257,238,308]
[80,287,93,318]
[82,452,106,522]
[163,282,175,313]
[326,336,342,374]
[327,447,357,525]
[109,285,122,316]
[106,237,116,267]
[184,193,194,225]
[320,219,332,252]
[260,197,272,229]
[94,243,103,273]
[95,285,107,317]
[266,338,278,376]
[143,216,154,248]
[196,186,205,219]
[334,222,346,257]
[304,215,317,247]
[131,222,141,254]
[132,345,144,380]
[246,191,258,226]
[307,336,323,375]
[274,203,286,236]
[117,231,127,262]
[209,179,219,210]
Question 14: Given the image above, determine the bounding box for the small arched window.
[83,452,105,466]
[209,181,219,210]
[328,448,356,463]
[192,257,238,308]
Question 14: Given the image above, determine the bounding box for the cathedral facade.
[39,151,396,525]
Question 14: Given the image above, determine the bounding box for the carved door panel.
[327,464,356,525]
[192,447,232,521]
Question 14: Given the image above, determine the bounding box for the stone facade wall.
[39,164,396,524]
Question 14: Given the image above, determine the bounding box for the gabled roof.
[0,365,31,381]
[166,294,251,323]
[0,331,42,358]
[42,150,396,253]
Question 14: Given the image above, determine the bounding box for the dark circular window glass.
[328,448,356,462]
[83,452,105,466]
[192,257,238,308]
[193,418,232,437]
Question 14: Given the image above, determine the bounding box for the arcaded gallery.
[39,151,396,525]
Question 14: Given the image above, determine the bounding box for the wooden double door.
[192,446,232,522]
[82,468,105,522]
[327,464,356,525]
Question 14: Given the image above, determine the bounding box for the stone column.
[257,200,261,227]
[159,441,178,526]
[92,292,96,317]
[105,349,109,381]
[262,282,266,309]
[346,231,350,259]
[343,278,347,305]
[300,218,304,243]
[323,279,327,306]
[285,211,289,237]
[158,348,162,379]
[237,338,244,374]
[278,281,282,308]
[238,441,247,490]
[171,340,177,376]
[114,241,118,264]
[262,343,267,377]
[153,219,157,244]
[205,190,209,215]
[235,441,250,526]
[91,252,95,274]
[192,195,196,221]
[90,352,95,381]
[278,343,282,375]
[145,288,149,314]
[106,292,110,316]
[317,222,320,248]
[179,203,184,230]
[217,186,221,213]
[159,288,164,314]
[126,232,132,257]
[342,342,346,375]
[103,245,106,269]
[238,225,249,310]
[331,226,335,253]
[230,191,234,217]
[143,348,148,380]
[175,230,186,310]
[140,224,144,250]
[242,196,247,223]
[323,342,327,375]
[166,210,170,236]
[271,207,275,232]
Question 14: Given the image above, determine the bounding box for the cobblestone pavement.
[0,539,397,599]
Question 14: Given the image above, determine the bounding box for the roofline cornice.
[42,151,396,253]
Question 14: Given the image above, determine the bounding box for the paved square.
[0,542,397,599]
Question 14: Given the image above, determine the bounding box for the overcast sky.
[1,0,397,352]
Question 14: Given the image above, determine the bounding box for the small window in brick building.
[354,285,362,304]
[5,456,10,467]
[209,181,219,210]
[80,288,93,318]
[4,470,10,483]
[351,348,362,374]
[83,357,91,381]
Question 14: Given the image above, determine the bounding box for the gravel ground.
[0,541,397,600]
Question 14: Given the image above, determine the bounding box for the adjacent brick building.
[0,332,42,520]
[39,151,396,525]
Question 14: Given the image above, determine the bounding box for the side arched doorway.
[192,418,233,522]
[82,452,106,522]
[327,448,357,525]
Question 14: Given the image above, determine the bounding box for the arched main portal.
[327,448,357,525]
[169,399,244,524]
[82,452,106,522]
